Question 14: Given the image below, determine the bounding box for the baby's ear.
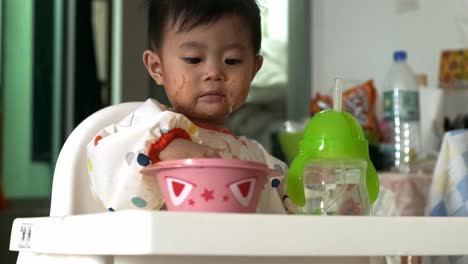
[252,54,264,80]
[143,50,164,85]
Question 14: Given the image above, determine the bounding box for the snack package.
[343,80,379,130]
[310,80,382,143]
[310,92,332,115]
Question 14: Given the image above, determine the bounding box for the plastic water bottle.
[382,51,421,173]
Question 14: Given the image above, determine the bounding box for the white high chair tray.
[10,211,468,258]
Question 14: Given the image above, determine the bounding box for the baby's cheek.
[228,80,249,106]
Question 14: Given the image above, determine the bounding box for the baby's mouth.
[199,90,226,103]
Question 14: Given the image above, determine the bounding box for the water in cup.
[300,159,371,215]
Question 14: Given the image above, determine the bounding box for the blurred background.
[0,0,305,262]
[1,0,468,262]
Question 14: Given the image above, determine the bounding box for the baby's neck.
[192,120,225,130]
[192,121,237,137]
[170,108,226,129]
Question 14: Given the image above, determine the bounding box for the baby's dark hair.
[147,0,262,54]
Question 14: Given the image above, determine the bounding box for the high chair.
[9,102,468,264]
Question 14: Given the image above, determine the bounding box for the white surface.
[10,211,468,256]
[312,0,468,93]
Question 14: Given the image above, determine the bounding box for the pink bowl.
[141,159,276,213]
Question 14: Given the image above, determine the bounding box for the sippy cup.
[286,78,379,213]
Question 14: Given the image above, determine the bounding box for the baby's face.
[157,15,262,126]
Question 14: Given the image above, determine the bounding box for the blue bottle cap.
[393,51,407,61]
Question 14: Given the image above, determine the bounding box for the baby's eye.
[183,58,202,64]
[225,59,242,65]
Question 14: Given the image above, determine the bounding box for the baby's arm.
[87,99,219,211]
[159,138,221,160]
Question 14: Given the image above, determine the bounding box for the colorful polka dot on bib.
[137,153,150,166]
[271,178,281,188]
[131,197,148,208]
[87,158,93,172]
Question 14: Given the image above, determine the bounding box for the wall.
[112,0,152,104]
[121,0,151,102]
[311,0,468,154]
[311,0,468,93]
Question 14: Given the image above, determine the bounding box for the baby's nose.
[203,62,225,81]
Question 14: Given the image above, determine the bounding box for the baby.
[87,0,287,213]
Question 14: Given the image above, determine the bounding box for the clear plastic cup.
[299,159,371,215]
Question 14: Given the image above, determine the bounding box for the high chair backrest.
[50,102,142,216]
